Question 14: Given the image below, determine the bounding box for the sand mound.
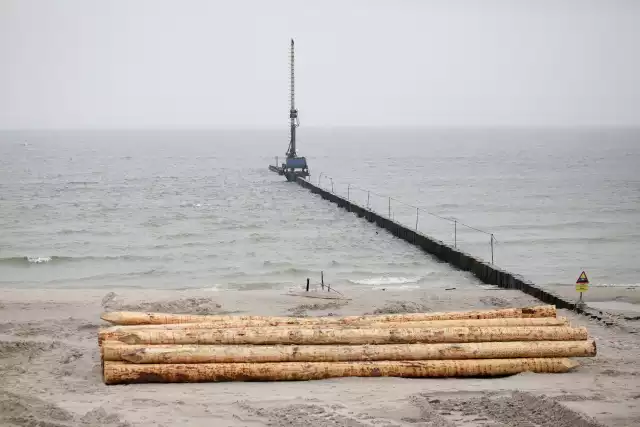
[0,339,60,371]
[409,391,606,427]
[480,296,512,307]
[372,300,431,314]
[287,301,347,317]
[0,391,130,427]
[79,407,130,427]
[101,292,225,314]
[2,318,101,340]
[237,400,377,426]
[0,390,74,427]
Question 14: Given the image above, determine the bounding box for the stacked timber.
[98,305,596,384]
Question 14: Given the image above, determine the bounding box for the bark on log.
[104,326,588,346]
[103,358,579,384]
[100,305,556,326]
[102,340,596,364]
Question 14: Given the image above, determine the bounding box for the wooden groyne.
[295,177,611,323]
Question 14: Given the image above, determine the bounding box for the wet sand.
[1,282,640,427]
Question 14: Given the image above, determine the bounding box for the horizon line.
[1,124,640,132]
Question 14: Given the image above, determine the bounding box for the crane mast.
[287,39,299,159]
[268,38,309,182]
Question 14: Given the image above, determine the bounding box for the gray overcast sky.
[1,0,639,129]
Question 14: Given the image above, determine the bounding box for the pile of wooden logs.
[98,305,596,384]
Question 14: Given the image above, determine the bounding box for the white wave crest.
[348,276,422,286]
[27,256,52,264]
[594,283,640,288]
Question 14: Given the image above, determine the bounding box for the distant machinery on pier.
[269,39,309,182]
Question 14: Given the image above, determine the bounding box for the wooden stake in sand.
[100,305,557,326]
[104,326,588,346]
[102,358,579,384]
[102,340,596,364]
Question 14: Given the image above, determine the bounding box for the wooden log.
[102,340,596,363]
[103,316,569,333]
[100,305,556,325]
[105,326,588,346]
[103,358,580,384]
[98,317,569,344]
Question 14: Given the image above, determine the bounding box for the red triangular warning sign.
[576,271,589,284]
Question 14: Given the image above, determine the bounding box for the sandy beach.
[2,281,639,427]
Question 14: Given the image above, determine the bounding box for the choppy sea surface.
[1,129,638,293]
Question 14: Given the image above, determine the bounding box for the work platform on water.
[269,39,309,182]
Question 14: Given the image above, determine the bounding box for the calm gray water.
[1,129,638,292]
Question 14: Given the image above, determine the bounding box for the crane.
[269,39,310,181]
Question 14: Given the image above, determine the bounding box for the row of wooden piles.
[98,305,596,384]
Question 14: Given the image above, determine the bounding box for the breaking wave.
[0,256,64,265]
[594,283,640,288]
[0,255,154,266]
[348,276,422,286]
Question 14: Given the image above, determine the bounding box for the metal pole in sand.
[491,234,495,264]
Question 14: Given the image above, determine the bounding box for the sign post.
[575,271,589,303]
